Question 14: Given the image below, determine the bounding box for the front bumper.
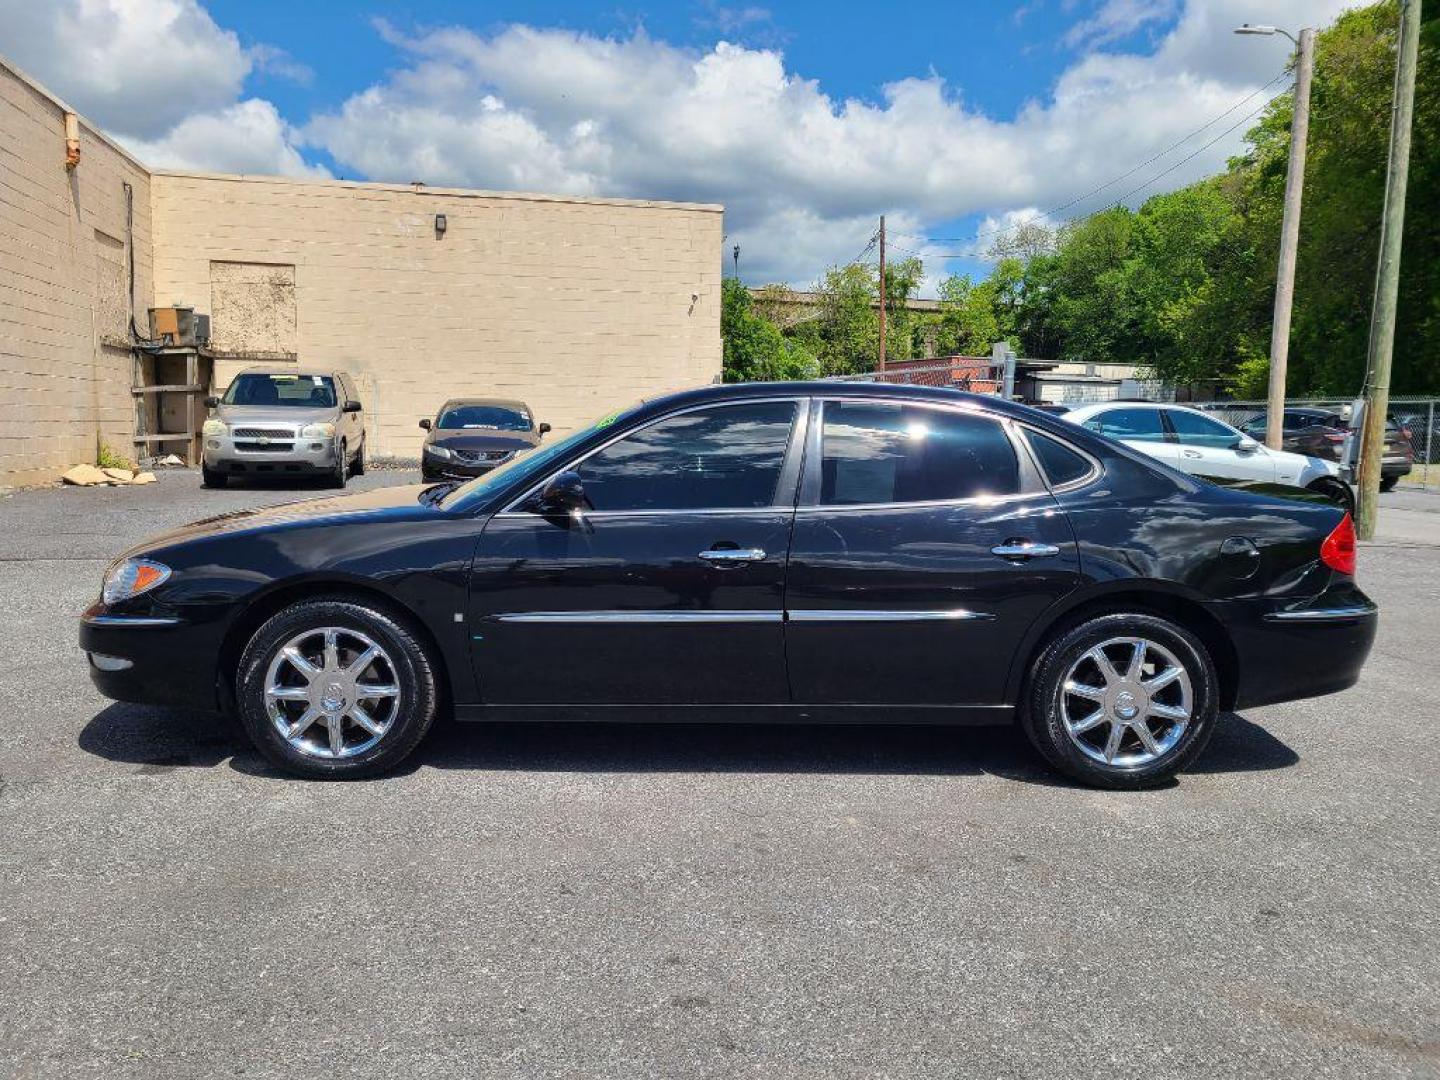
[204,432,340,476]
[1223,587,1378,710]
[421,452,506,480]
[80,605,223,711]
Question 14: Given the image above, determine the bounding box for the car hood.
[120,483,444,559]
[426,430,538,452]
[214,404,338,428]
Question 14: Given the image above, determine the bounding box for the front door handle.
[698,547,766,565]
[1182,448,1202,459]
[991,540,1060,560]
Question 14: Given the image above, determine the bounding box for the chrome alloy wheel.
[1059,636,1193,768]
[263,627,401,759]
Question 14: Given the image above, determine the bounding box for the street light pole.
[1235,23,1315,451]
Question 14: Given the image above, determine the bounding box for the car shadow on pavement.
[78,704,1297,787]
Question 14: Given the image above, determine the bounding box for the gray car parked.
[201,368,366,488]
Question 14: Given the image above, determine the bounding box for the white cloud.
[0,0,1355,287]
[0,0,315,175]
[1064,0,1178,48]
[306,0,1348,286]
[0,0,249,139]
[121,99,329,178]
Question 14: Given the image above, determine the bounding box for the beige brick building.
[0,56,722,486]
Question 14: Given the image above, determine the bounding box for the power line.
[891,68,1291,250]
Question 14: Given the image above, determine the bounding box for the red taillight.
[1323,433,1345,443]
[1320,513,1357,576]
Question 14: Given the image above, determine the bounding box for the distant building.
[1,54,722,486]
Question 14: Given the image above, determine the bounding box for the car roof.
[438,398,531,412]
[628,380,1050,424]
[234,366,349,379]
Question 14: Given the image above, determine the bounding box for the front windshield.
[223,373,336,409]
[438,404,531,431]
[439,401,642,509]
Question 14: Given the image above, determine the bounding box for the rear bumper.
[1222,591,1377,710]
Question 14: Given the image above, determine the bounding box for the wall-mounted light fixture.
[434,213,447,238]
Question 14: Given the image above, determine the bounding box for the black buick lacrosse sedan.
[81,382,1377,788]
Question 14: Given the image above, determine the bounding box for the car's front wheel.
[235,597,438,779]
[329,441,349,488]
[1021,612,1219,789]
[1379,475,1399,492]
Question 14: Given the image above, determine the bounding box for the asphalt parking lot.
[1,471,1437,1079]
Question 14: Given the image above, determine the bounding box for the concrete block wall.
[151,173,723,459]
[0,60,153,486]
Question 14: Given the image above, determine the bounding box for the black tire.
[1307,477,1355,514]
[351,438,366,476]
[329,441,349,489]
[235,597,439,779]
[1379,475,1399,492]
[421,467,441,482]
[1021,612,1220,790]
[201,464,227,488]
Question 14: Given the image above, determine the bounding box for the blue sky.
[2,0,1346,290]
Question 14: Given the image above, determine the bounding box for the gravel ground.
[0,471,1436,1079]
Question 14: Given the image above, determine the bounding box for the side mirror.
[343,400,363,414]
[1235,436,1260,453]
[538,422,552,437]
[536,470,587,514]
[419,418,432,430]
[203,396,220,409]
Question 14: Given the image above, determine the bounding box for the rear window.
[819,402,1020,505]
[1024,430,1093,487]
[223,374,336,408]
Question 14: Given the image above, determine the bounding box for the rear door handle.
[698,547,766,565]
[1182,449,1202,459]
[991,540,1060,560]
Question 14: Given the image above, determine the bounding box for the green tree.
[721,278,818,383]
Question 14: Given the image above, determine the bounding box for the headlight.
[102,558,172,605]
[427,444,452,460]
[301,423,336,439]
[202,419,227,436]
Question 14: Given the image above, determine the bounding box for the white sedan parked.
[1062,402,1353,509]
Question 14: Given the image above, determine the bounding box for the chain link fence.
[830,363,1440,492]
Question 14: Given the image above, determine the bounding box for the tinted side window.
[576,401,797,511]
[1024,429,1093,487]
[819,402,1020,506]
[1168,409,1240,448]
[1085,407,1167,443]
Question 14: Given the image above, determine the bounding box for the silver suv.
[201,368,366,488]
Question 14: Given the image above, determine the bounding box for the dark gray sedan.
[420,398,550,481]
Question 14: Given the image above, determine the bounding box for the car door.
[1078,406,1179,470]
[784,398,1082,707]
[1164,407,1277,482]
[467,398,804,705]
[340,373,363,446]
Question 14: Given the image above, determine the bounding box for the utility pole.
[877,215,887,372]
[1235,22,1315,450]
[1356,0,1421,540]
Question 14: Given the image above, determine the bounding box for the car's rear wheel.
[236,598,438,779]
[351,438,366,476]
[1022,612,1219,789]
[1379,475,1399,492]
[201,464,226,488]
[1307,476,1355,513]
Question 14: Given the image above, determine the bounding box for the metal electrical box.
[148,306,199,346]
